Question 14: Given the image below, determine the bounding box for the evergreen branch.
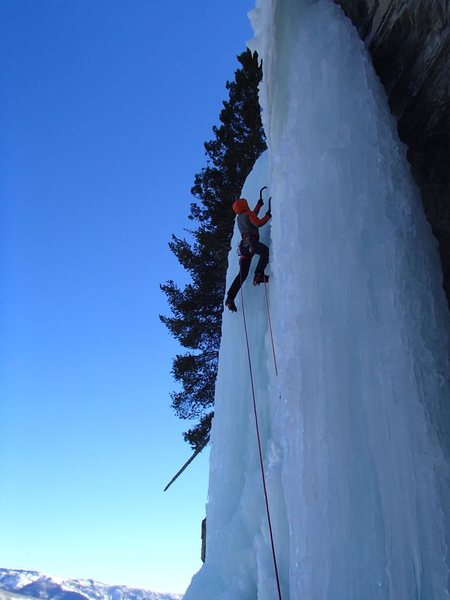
[160,49,266,451]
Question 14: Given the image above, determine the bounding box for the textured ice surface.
[184,1,450,598]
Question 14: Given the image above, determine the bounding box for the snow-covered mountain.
[0,570,182,600]
[0,589,37,600]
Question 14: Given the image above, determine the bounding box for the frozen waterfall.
[184,1,450,598]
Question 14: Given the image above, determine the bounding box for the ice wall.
[184,1,450,598]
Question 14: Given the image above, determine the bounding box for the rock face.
[335,0,450,308]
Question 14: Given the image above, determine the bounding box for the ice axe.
[259,186,268,203]
[259,186,272,214]
[259,185,272,213]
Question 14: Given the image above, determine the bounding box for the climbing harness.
[238,233,257,257]
[239,266,283,600]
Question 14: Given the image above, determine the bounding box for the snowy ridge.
[184,0,450,598]
[0,570,182,600]
[0,590,40,600]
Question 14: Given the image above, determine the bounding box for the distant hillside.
[0,570,182,600]
[0,589,37,600]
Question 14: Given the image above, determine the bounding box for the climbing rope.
[239,266,283,600]
[264,280,278,376]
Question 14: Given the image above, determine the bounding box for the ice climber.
[225,195,272,313]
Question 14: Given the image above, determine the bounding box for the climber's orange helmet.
[232,198,249,214]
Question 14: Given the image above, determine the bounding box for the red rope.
[264,281,278,376]
[239,267,283,600]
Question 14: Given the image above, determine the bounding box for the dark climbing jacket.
[232,198,271,242]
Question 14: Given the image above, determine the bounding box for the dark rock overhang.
[335,0,450,309]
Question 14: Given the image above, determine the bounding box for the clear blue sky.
[0,0,254,594]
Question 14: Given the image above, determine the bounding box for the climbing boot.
[253,272,269,285]
[225,297,237,312]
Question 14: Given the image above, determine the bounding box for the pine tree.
[160,49,266,451]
